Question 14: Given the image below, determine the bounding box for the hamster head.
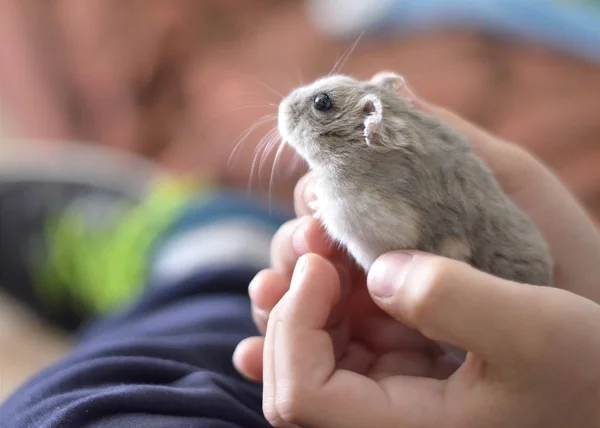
[278,72,421,169]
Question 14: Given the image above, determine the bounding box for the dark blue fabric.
[0,266,270,428]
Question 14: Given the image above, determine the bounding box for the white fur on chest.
[312,183,421,271]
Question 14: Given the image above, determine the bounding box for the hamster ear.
[370,71,406,93]
[361,94,409,150]
[361,94,384,149]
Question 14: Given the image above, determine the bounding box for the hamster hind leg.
[436,236,472,262]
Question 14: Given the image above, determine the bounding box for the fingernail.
[290,255,308,291]
[292,216,312,254]
[367,252,414,298]
[252,306,269,322]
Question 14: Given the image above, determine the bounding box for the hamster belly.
[314,188,420,272]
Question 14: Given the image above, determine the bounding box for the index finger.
[265,254,444,428]
[294,173,316,217]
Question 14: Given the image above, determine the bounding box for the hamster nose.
[278,101,297,124]
[277,102,294,137]
[278,99,292,117]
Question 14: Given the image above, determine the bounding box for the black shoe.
[0,143,193,331]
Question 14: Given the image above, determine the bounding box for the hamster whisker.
[235,93,281,107]
[255,80,285,101]
[286,152,307,178]
[291,57,305,86]
[258,128,282,180]
[208,103,277,121]
[268,138,287,212]
[228,114,277,167]
[232,72,286,101]
[227,114,277,169]
[328,31,364,76]
[248,126,279,195]
[229,101,278,110]
[272,69,300,91]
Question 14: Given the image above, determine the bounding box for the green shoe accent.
[34,177,211,316]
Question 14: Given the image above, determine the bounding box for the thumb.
[366,251,545,364]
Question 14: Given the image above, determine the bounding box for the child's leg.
[0,144,291,427]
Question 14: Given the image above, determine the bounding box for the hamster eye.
[313,92,333,112]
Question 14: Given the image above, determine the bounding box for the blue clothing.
[0,190,293,427]
[308,0,600,64]
[0,265,269,427]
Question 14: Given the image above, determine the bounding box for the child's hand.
[235,174,442,383]
[252,250,600,428]
[234,96,600,427]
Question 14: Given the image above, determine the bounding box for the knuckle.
[251,307,268,334]
[517,289,579,366]
[263,401,285,427]
[271,220,296,252]
[263,379,309,427]
[268,304,289,330]
[270,219,299,267]
[268,305,282,326]
[274,380,309,425]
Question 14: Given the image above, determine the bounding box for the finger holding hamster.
[294,172,318,217]
[270,215,335,278]
[248,269,289,334]
[258,214,337,335]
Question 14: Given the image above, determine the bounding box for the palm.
[328,273,459,380]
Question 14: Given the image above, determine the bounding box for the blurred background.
[1,0,600,401]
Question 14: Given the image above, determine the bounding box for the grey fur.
[278,73,553,286]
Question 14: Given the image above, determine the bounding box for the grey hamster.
[278,72,553,287]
